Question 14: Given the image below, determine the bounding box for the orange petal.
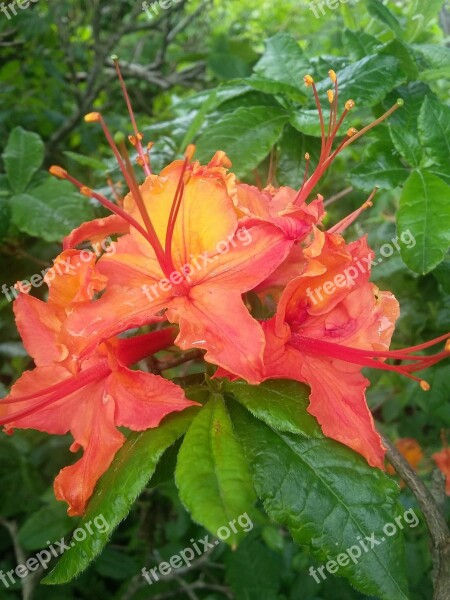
[63,215,129,250]
[110,367,198,429]
[167,287,267,384]
[54,381,125,516]
[13,294,64,366]
[432,447,450,495]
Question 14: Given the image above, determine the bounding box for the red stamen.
[165,157,189,269]
[291,333,450,389]
[328,188,377,234]
[112,55,151,177]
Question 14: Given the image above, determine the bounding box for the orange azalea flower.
[0,253,196,516]
[259,228,450,468]
[50,95,294,384]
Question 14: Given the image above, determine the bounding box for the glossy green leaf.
[315,54,400,108]
[350,145,408,191]
[195,106,289,177]
[18,501,74,551]
[224,379,313,435]
[175,394,256,546]
[397,170,450,274]
[11,178,95,242]
[386,83,433,167]
[2,127,44,193]
[289,109,323,137]
[412,44,450,80]
[366,0,402,37]
[43,409,197,584]
[277,126,321,188]
[227,383,409,600]
[417,96,450,169]
[342,29,381,59]
[253,33,309,99]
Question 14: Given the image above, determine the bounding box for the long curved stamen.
[296,71,403,206]
[328,187,377,234]
[50,167,160,253]
[112,55,151,177]
[291,333,450,389]
[164,157,189,270]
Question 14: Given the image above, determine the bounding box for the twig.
[381,435,450,600]
[157,350,204,371]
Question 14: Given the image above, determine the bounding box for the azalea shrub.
[0,2,449,600]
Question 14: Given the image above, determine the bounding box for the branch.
[381,435,450,600]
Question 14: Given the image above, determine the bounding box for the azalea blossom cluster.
[1,64,449,516]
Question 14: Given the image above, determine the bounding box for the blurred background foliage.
[0,0,449,598]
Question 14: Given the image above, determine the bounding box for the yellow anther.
[84,112,101,123]
[305,152,310,160]
[147,142,154,151]
[345,99,355,111]
[49,166,68,179]
[347,127,358,137]
[80,186,93,197]
[327,90,335,103]
[137,132,143,141]
[136,157,147,167]
[304,74,314,87]
[420,380,430,391]
[445,339,450,352]
[329,69,337,83]
[128,135,137,146]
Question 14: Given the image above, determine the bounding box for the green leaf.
[62,151,108,171]
[2,127,44,193]
[342,29,381,59]
[43,409,197,584]
[379,40,419,81]
[18,501,74,551]
[11,178,95,242]
[195,106,289,177]
[315,54,400,108]
[0,196,11,241]
[412,44,450,81]
[397,170,450,274]
[289,109,323,137]
[350,144,408,191]
[277,126,321,188]
[366,0,403,37]
[224,379,314,436]
[246,76,306,103]
[225,536,282,600]
[178,88,218,153]
[418,96,450,169]
[253,33,309,99]
[175,394,256,546]
[386,83,433,167]
[228,384,409,600]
